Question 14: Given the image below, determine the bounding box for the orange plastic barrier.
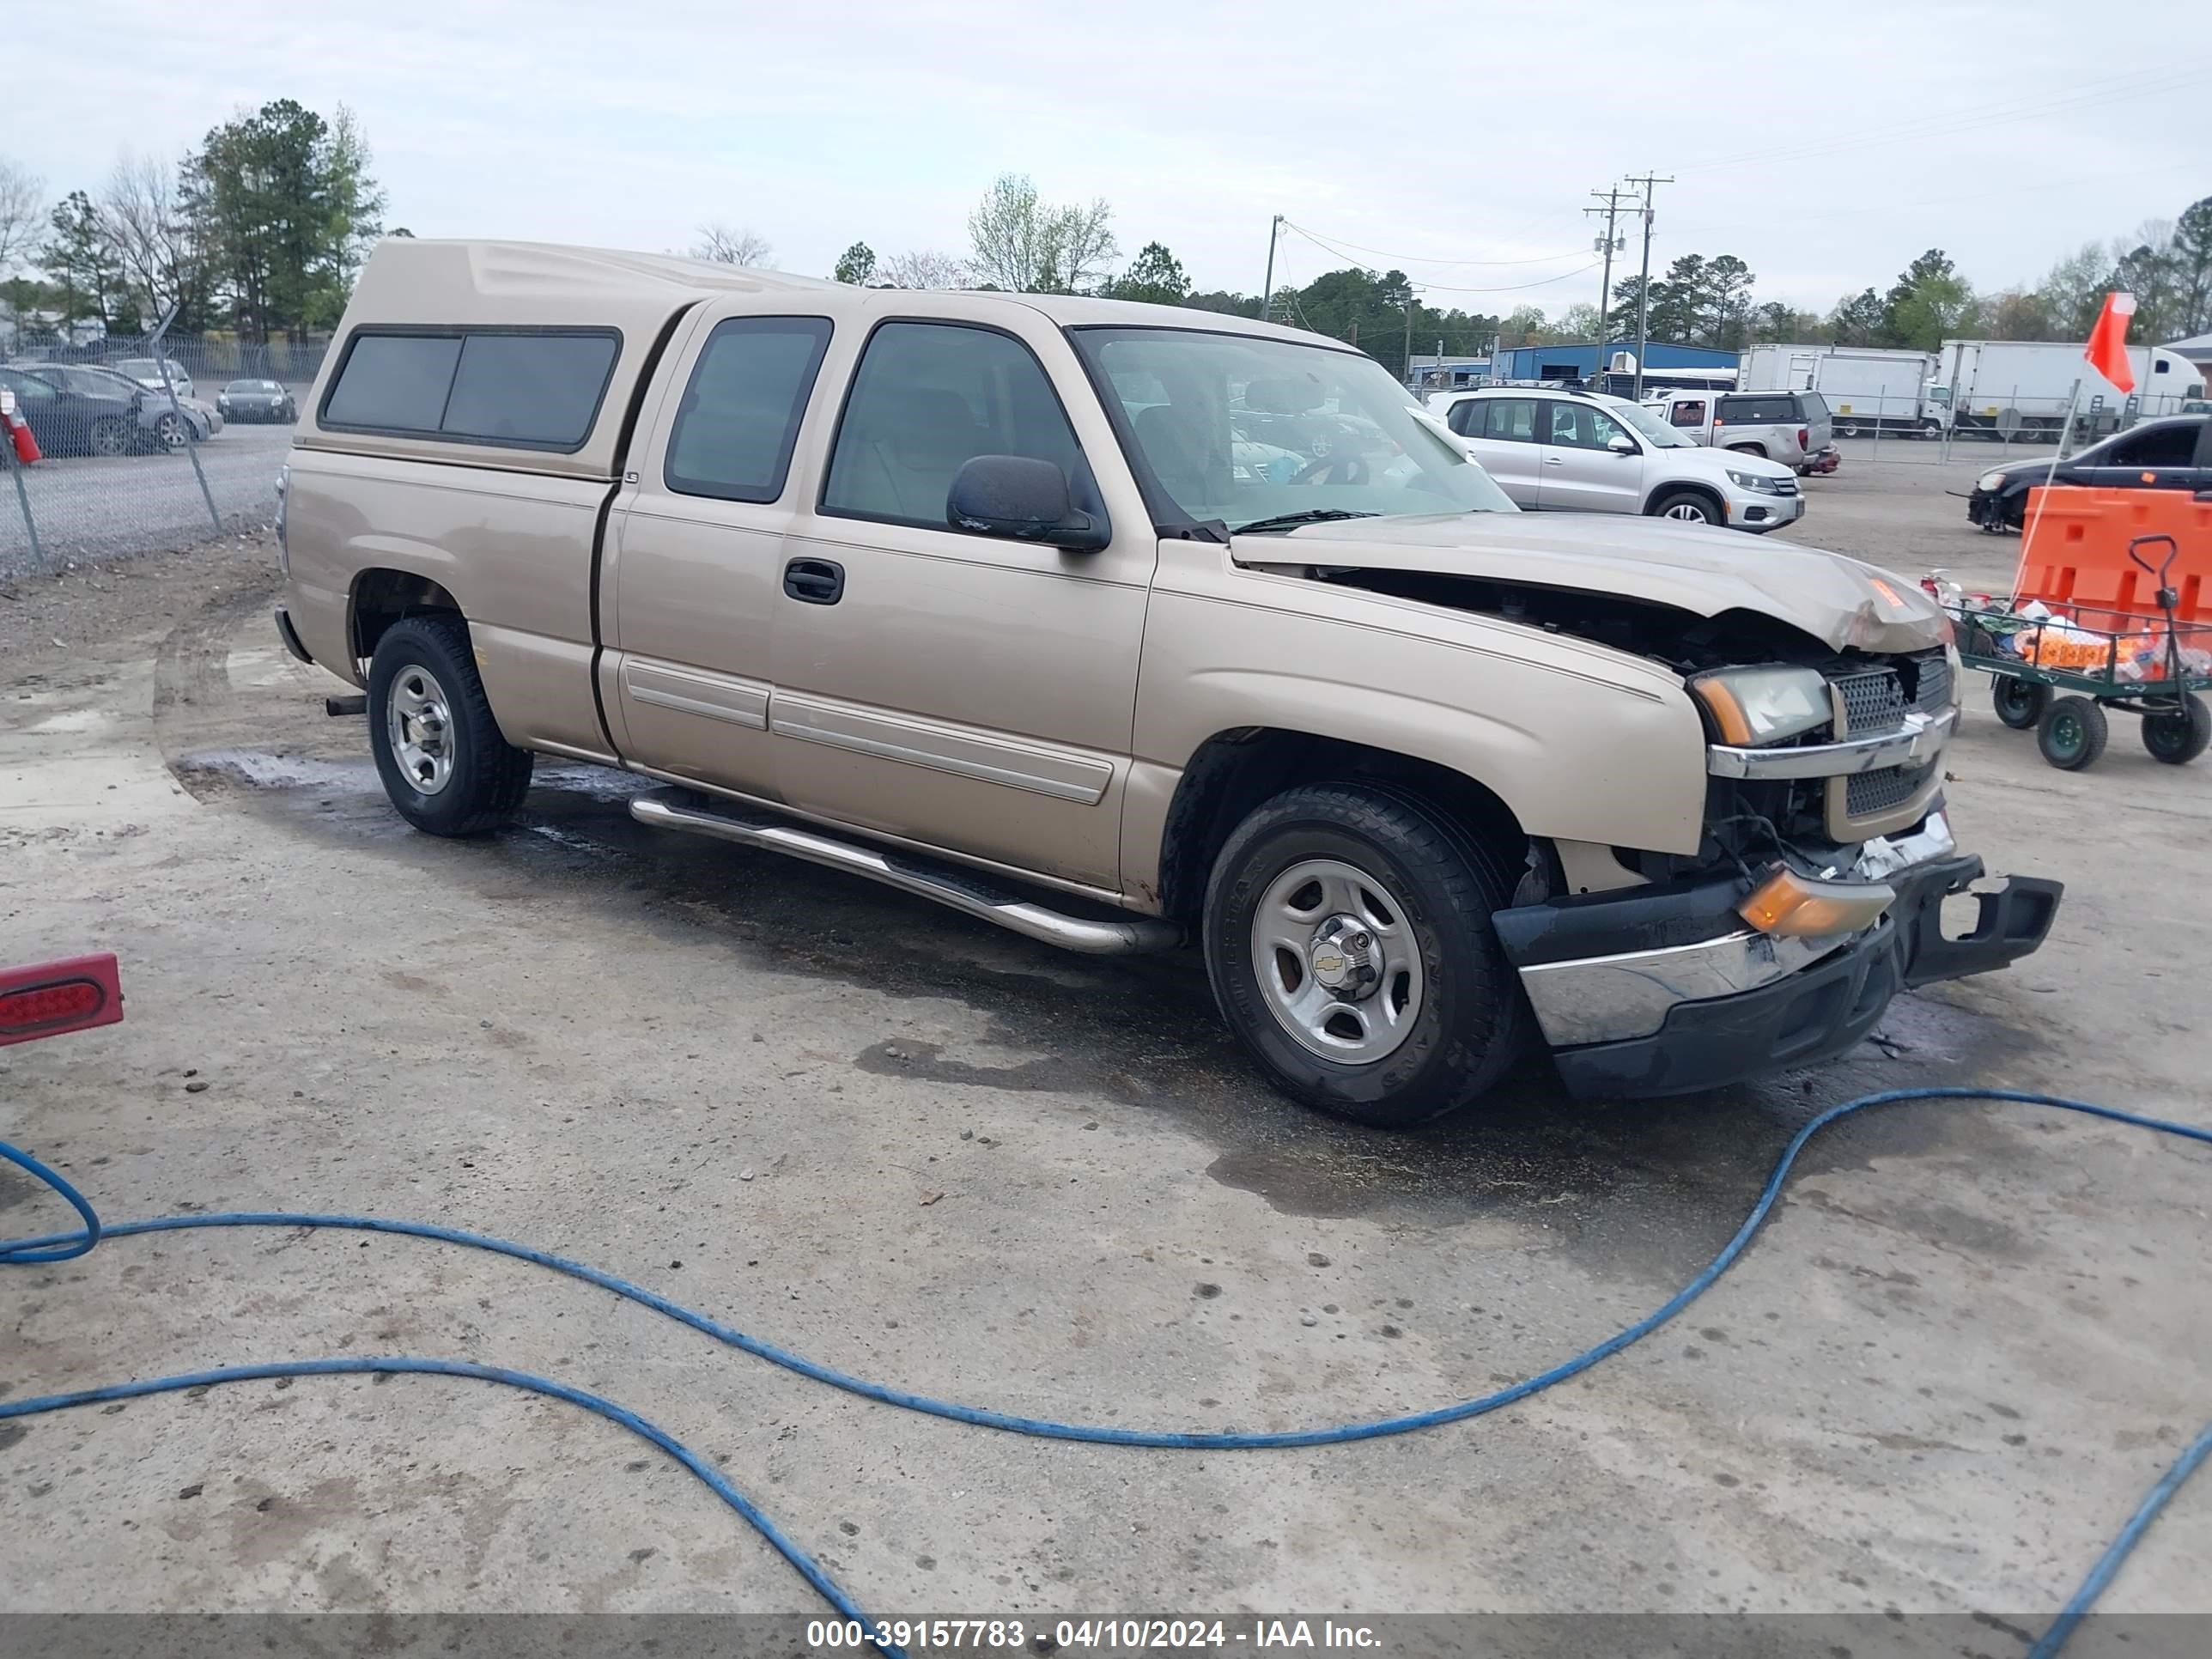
[2016,486,2211,623]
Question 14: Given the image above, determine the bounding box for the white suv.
[1435,387,1805,533]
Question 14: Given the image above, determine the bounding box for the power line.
[1278,220,1592,268]
[1283,222,1601,294]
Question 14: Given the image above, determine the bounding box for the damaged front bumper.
[1493,812,2063,1098]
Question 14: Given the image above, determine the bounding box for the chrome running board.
[629,790,1182,956]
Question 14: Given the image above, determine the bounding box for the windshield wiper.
[1229,508,1382,536]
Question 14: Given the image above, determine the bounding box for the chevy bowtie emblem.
[1313,954,1345,974]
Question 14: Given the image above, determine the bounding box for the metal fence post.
[1,418,43,572]
[149,303,224,539]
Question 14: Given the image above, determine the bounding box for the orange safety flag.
[2084,291,2136,393]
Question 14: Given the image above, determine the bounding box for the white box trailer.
[1931,340,2207,441]
[1738,345,1939,436]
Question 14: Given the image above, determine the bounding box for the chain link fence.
[0,333,323,575]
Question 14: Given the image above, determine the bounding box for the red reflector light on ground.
[0,954,124,1046]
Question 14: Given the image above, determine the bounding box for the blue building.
[1489,340,1737,384]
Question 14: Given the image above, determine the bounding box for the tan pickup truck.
[274,240,2060,1126]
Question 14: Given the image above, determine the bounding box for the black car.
[0,364,142,457]
[218,378,297,423]
[1967,415,2211,531]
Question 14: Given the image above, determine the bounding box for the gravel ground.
[2,485,2207,1648]
[0,424,289,575]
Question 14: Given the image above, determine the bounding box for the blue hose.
[4,1085,2209,1655]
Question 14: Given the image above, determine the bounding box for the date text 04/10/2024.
[805,1619,1383,1650]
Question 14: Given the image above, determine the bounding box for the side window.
[1718,395,1792,424]
[5,374,56,404]
[2110,426,2196,468]
[324,329,619,450]
[1548,403,1626,450]
[1483,398,1537,442]
[1671,399,1706,427]
[664,317,833,502]
[325,335,464,432]
[440,333,619,447]
[822,321,1095,530]
[1446,398,1481,435]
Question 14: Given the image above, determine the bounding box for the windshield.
[1602,397,1697,449]
[1072,327,1515,531]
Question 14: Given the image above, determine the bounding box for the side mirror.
[1607,434,1638,455]
[946,455,1109,551]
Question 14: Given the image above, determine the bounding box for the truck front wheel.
[1202,783,1528,1127]
[367,615,533,836]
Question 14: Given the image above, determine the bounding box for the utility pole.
[1584,185,1634,388]
[1260,215,1284,325]
[1403,285,1417,390]
[1623,173,1672,400]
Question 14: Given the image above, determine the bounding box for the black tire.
[1202,782,1528,1128]
[1725,442,1765,458]
[367,614,533,836]
[2036,696,2108,771]
[1991,677,2050,731]
[1650,488,1722,526]
[89,416,130,457]
[2142,692,2211,765]
[153,411,188,450]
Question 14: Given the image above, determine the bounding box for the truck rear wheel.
[368,615,533,836]
[1202,783,1528,1127]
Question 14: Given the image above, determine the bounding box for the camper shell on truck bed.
[277,238,2063,1127]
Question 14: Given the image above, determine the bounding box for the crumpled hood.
[1235,511,1946,655]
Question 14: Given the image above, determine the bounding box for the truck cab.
[276,240,2060,1126]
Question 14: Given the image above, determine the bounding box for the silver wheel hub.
[1663,502,1707,521]
[1252,858,1424,1064]
[386,665,456,796]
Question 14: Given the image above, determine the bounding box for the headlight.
[1689,665,1831,746]
[1976,471,2005,493]
[1725,468,1783,494]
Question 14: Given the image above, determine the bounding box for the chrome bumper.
[1515,813,1957,1048]
[1705,708,1954,780]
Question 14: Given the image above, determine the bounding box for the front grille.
[1847,762,1935,817]
[1774,479,1801,495]
[1910,651,1952,713]
[1833,668,1906,736]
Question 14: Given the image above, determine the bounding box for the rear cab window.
[320,328,620,452]
[1717,394,1796,425]
[664,317,834,502]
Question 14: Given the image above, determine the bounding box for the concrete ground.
[2,459,2208,1641]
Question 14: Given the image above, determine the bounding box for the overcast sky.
[7,1,2207,318]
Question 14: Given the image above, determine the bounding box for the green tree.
[183,99,386,342]
[1642,254,1706,343]
[1704,254,1755,348]
[2035,243,2111,338]
[832,241,877,284]
[39,190,123,331]
[1984,289,2055,340]
[1101,240,1189,305]
[2169,196,2212,336]
[966,173,1116,294]
[1185,289,1261,318]
[1827,288,1884,345]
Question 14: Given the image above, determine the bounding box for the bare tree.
[103,152,213,327]
[692,222,772,266]
[878,249,970,289]
[0,155,45,275]
[965,173,1116,293]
